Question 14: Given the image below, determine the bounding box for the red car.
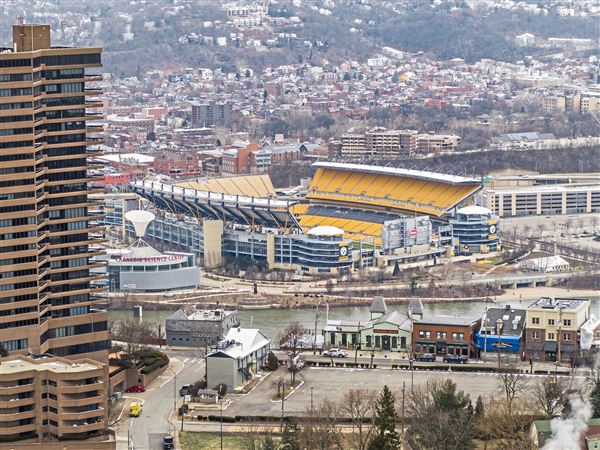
[126,384,146,393]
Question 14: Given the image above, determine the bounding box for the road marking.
[159,365,186,389]
[184,358,190,363]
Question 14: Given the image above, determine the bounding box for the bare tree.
[114,320,156,363]
[301,400,344,450]
[529,376,568,418]
[240,421,275,450]
[497,359,527,416]
[477,400,536,450]
[343,388,375,450]
[272,376,288,399]
[279,322,307,386]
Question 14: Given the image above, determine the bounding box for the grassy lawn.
[180,431,248,450]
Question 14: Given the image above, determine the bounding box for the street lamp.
[496,319,503,369]
[164,365,178,435]
[220,397,224,450]
[281,383,287,433]
[483,316,490,360]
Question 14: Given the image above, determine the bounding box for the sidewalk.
[276,349,570,374]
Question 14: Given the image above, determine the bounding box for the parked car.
[163,434,174,450]
[179,384,193,396]
[323,348,349,358]
[126,384,146,393]
[443,354,468,364]
[415,353,436,362]
[129,400,142,417]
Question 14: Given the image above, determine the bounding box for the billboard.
[381,216,432,253]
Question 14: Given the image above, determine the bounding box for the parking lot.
[196,365,563,418]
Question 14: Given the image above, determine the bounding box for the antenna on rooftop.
[16,13,25,25]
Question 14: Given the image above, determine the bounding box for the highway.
[128,353,204,450]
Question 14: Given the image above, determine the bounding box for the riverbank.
[106,286,598,312]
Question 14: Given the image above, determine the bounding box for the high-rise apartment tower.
[0,24,109,363]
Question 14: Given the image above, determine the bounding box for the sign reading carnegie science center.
[116,256,185,263]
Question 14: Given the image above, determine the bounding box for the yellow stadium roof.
[306,163,480,217]
[178,175,275,197]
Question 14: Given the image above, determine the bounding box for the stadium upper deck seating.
[178,174,275,197]
[306,163,480,216]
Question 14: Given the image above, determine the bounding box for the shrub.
[266,351,279,371]
[189,380,207,397]
[215,383,227,398]
[140,359,166,374]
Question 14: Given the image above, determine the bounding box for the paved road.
[129,355,204,450]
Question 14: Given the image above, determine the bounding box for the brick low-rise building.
[412,315,480,358]
[153,151,201,177]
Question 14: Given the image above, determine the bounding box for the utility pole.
[310,386,314,413]
[173,371,176,417]
[313,302,320,355]
[281,387,286,433]
[496,319,503,369]
[557,306,563,366]
[401,381,406,436]
[220,398,223,450]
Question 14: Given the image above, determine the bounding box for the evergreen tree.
[433,379,471,413]
[561,397,572,419]
[392,261,400,277]
[266,351,279,371]
[591,377,600,418]
[281,418,300,450]
[261,435,276,450]
[474,395,485,419]
[368,385,400,450]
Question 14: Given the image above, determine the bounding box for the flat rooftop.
[486,183,599,194]
[416,315,479,327]
[1,357,100,375]
[188,309,236,321]
[528,297,589,311]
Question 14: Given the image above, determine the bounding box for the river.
[108,297,600,341]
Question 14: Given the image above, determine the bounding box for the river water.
[108,296,600,341]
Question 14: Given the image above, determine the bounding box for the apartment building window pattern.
[418,330,431,339]
[548,319,555,326]
[451,333,465,341]
[0,24,108,361]
[548,333,555,340]
[1,338,28,352]
[532,331,540,339]
[532,317,540,325]
[563,319,571,327]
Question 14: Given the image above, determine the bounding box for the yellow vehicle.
[129,400,142,417]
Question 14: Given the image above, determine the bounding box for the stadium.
[105,162,495,275]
